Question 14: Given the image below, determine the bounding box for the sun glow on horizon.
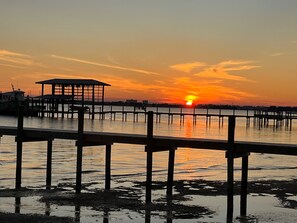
[186,100,193,106]
[185,94,198,106]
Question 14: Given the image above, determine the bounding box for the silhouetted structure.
[36,79,110,119]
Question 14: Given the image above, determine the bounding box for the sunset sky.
[1,0,297,105]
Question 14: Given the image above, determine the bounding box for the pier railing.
[1,107,297,222]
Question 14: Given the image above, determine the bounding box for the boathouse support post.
[46,140,53,189]
[76,109,84,194]
[226,116,235,222]
[71,85,75,119]
[51,84,55,118]
[16,106,24,189]
[41,84,45,118]
[92,85,95,120]
[61,85,65,119]
[105,144,111,190]
[146,111,154,203]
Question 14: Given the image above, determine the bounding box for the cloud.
[217,60,260,71]
[270,52,285,57]
[170,62,206,73]
[0,50,40,67]
[292,40,297,44]
[0,50,29,57]
[51,55,160,76]
[196,69,249,81]
[173,76,222,86]
[35,72,89,79]
[194,60,259,82]
[0,62,25,69]
[170,60,258,82]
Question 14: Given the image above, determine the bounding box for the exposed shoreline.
[1,179,297,222]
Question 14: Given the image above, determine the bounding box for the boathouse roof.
[36,78,111,86]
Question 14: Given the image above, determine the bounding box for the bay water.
[0,107,297,222]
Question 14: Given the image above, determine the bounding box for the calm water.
[1,107,296,189]
[0,107,297,222]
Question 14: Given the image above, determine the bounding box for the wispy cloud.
[170,62,206,73]
[194,60,259,82]
[173,77,222,86]
[31,72,89,80]
[0,50,40,67]
[167,60,259,103]
[51,55,160,76]
[292,40,297,44]
[270,52,285,57]
[0,62,25,69]
[196,71,248,81]
[217,60,260,71]
[170,60,259,82]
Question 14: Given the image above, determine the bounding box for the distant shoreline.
[104,101,297,111]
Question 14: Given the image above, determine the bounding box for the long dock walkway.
[97,106,297,129]
[0,108,297,222]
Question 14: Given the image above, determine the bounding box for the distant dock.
[1,107,297,221]
[27,97,297,130]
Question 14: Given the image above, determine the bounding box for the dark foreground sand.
[1,179,297,222]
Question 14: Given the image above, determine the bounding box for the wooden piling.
[146,149,153,204]
[15,197,21,214]
[226,116,235,222]
[16,106,24,189]
[167,148,176,197]
[105,144,111,190]
[46,140,53,189]
[76,109,84,193]
[75,205,81,222]
[146,111,154,203]
[240,155,249,216]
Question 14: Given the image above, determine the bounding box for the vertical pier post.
[146,111,154,203]
[16,106,24,189]
[46,140,53,189]
[168,107,171,124]
[75,205,81,222]
[226,116,235,222]
[240,155,249,216]
[76,109,84,194]
[167,148,176,197]
[105,144,111,190]
[206,108,209,126]
[15,197,21,214]
[219,109,222,127]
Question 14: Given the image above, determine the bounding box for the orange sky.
[1,1,297,106]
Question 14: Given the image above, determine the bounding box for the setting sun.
[185,95,198,106]
[186,100,193,106]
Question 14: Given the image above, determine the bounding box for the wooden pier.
[96,106,297,130]
[1,107,297,221]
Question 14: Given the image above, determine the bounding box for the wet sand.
[1,179,297,222]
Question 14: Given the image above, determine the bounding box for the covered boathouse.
[35,78,110,119]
